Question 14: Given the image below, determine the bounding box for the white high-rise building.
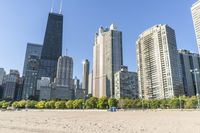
[88,72,93,95]
[93,24,123,98]
[191,0,200,54]
[136,24,183,99]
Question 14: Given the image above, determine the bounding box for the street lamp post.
[190,68,200,109]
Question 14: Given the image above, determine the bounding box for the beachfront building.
[191,0,200,55]
[178,49,200,96]
[114,66,138,99]
[136,24,184,99]
[93,24,123,98]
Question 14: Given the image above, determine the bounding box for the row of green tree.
[0,96,199,109]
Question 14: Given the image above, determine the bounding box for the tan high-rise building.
[191,0,200,54]
[55,56,73,88]
[93,24,123,98]
[136,24,183,99]
[51,56,74,100]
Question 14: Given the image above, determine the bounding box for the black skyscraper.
[38,13,63,81]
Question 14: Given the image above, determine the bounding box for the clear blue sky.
[0,0,198,80]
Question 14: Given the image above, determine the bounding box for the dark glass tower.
[38,13,63,81]
[41,13,63,60]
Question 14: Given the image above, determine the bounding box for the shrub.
[44,101,56,109]
[149,99,160,109]
[185,96,197,109]
[108,97,118,108]
[97,96,108,109]
[0,101,6,108]
[118,98,133,109]
[73,99,84,109]
[49,101,56,109]
[45,101,51,109]
[168,97,180,109]
[2,101,10,108]
[35,101,46,109]
[12,101,19,108]
[55,101,66,109]
[131,99,141,108]
[160,99,169,109]
[65,100,73,109]
[85,97,98,109]
[18,100,26,108]
[26,100,38,109]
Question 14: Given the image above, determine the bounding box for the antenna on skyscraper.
[59,0,63,14]
[65,48,68,56]
[51,0,54,13]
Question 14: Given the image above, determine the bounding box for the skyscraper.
[82,59,90,95]
[38,12,63,81]
[178,49,200,96]
[54,56,73,88]
[23,43,42,76]
[22,55,40,99]
[73,77,85,99]
[0,68,6,99]
[136,24,183,99]
[51,56,74,100]
[191,1,200,54]
[3,70,20,100]
[0,68,6,85]
[93,24,123,98]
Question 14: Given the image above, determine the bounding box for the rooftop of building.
[178,49,200,56]
[136,24,170,42]
[96,24,119,35]
[191,0,200,10]
[136,24,173,42]
[27,43,42,47]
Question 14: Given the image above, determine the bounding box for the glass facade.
[39,13,63,81]
[41,13,63,60]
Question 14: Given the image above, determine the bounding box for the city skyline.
[0,0,198,79]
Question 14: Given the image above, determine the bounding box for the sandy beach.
[0,110,200,133]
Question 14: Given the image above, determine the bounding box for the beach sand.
[0,110,200,133]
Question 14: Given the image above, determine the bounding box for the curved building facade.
[136,24,183,99]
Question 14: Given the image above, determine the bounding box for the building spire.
[51,0,54,13]
[66,48,68,56]
[59,0,63,14]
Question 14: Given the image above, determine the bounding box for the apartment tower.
[136,24,183,99]
[192,0,200,54]
[93,24,123,98]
